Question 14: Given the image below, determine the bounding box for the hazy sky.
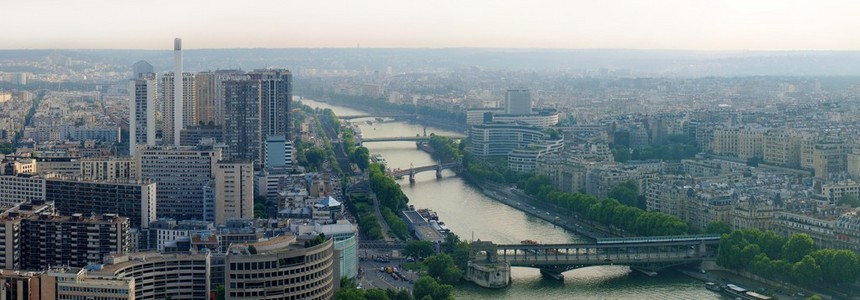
[3,0,859,50]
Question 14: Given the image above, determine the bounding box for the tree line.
[717,229,860,288]
[368,163,411,240]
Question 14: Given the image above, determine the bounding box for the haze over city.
[4,0,860,50]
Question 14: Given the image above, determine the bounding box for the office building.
[0,200,130,270]
[249,69,293,140]
[223,80,262,164]
[132,60,153,79]
[135,144,222,221]
[45,176,156,229]
[225,235,336,299]
[264,135,293,171]
[0,174,45,208]
[214,160,254,225]
[129,74,157,155]
[195,70,247,127]
[51,268,135,300]
[161,72,195,146]
[180,125,224,146]
[466,123,548,158]
[505,88,531,115]
[92,251,211,300]
[79,156,136,181]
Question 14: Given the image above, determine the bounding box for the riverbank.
[477,182,612,240]
[301,96,468,133]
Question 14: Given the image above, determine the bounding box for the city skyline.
[3,0,860,51]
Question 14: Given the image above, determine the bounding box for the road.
[356,249,416,291]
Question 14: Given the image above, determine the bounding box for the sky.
[3,0,859,50]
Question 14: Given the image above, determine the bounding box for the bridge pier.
[409,169,416,184]
[539,269,565,280]
[435,166,442,178]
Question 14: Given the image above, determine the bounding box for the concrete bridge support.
[435,165,443,178]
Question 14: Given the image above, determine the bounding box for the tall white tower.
[173,38,183,146]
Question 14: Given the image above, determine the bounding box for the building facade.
[215,160,255,225]
[135,145,222,221]
[45,176,156,229]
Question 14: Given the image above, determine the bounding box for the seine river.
[302,99,725,299]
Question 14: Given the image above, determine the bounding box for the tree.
[791,255,822,286]
[783,234,816,263]
[351,146,370,170]
[813,249,860,284]
[247,245,257,254]
[705,221,732,235]
[215,284,226,300]
[365,289,390,300]
[405,240,436,259]
[254,196,267,219]
[839,194,860,207]
[423,254,463,284]
[412,276,453,300]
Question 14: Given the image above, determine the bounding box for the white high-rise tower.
[173,38,183,146]
[129,74,157,155]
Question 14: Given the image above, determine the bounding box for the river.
[301,99,725,299]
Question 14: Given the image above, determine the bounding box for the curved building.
[225,235,337,299]
[508,138,564,173]
[466,123,548,158]
[92,252,211,300]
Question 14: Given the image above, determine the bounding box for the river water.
[302,99,724,299]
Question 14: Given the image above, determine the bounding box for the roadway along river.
[301,99,724,299]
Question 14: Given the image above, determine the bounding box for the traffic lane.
[358,258,414,291]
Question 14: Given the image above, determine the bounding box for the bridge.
[358,135,466,145]
[466,235,720,288]
[339,114,416,120]
[388,162,462,183]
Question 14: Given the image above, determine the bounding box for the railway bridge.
[466,235,720,288]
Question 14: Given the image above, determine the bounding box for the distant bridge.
[359,135,466,144]
[339,114,416,120]
[388,162,462,183]
[467,235,720,287]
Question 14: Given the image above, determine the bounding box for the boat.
[705,282,721,292]
[371,154,386,164]
[723,284,747,299]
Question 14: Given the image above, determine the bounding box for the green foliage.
[247,245,257,254]
[304,233,326,248]
[423,254,463,285]
[350,146,370,170]
[705,221,733,235]
[364,289,390,300]
[441,233,471,270]
[811,248,860,284]
[304,146,327,170]
[405,240,436,258]
[0,142,14,155]
[428,135,462,163]
[254,196,267,219]
[215,284,225,300]
[413,276,454,300]
[369,164,409,210]
[783,234,816,263]
[382,207,410,240]
[608,180,644,209]
[839,194,860,207]
[791,255,822,286]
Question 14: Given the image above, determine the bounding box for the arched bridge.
[466,235,720,287]
[388,162,462,183]
[359,135,467,144]
[339,114,416,120]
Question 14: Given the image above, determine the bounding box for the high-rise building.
[135,144,222,221]
[0,200,130,270]
[132,60,154,79]
[249,69,293,139]
[79,157,136,181]
[195,70,246,127]
[161,72,195,146]
[264,135,293,171]
[214,160,254,225]
[174,38,184,146]
[223,80,262,165]
[505,88,532,115]
[45,176,156,229]
[129,73,157,155]
[0,174,45,208]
